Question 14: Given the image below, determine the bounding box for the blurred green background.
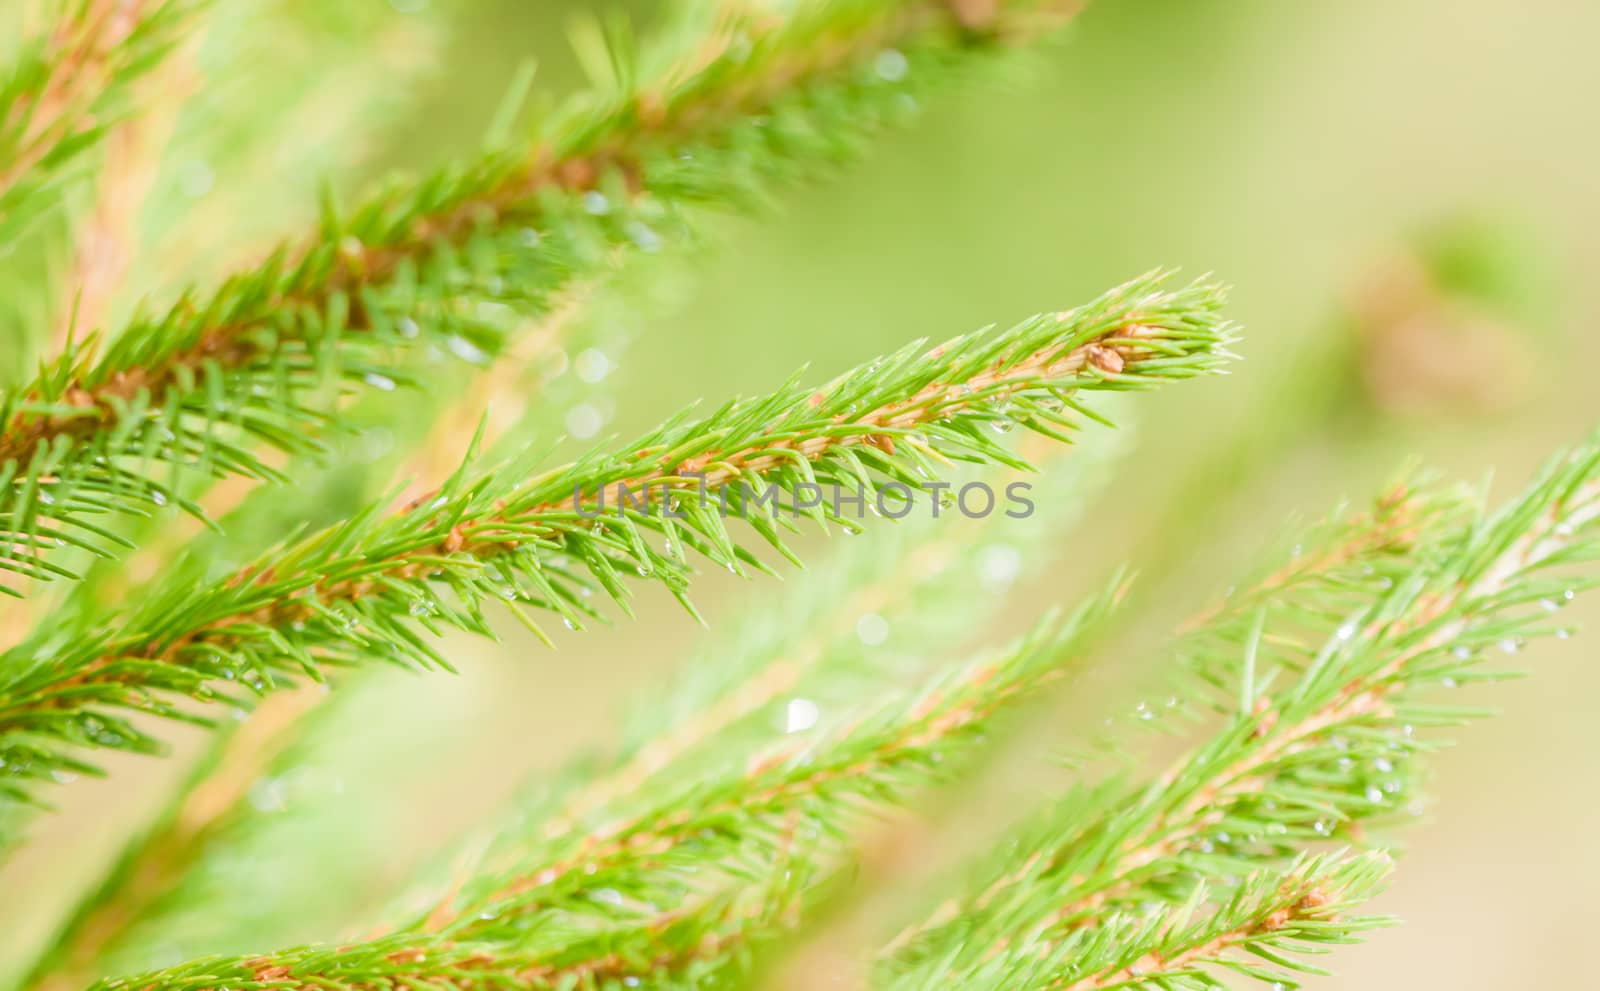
[6,0,1600,987]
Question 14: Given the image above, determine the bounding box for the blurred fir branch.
[0,0,204,381]
[16,689,324,991]
[39,0,447,360]
[0,1,201,244]
[44,2,201,356]
[88,596,1122,991]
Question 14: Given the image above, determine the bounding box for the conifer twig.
[14,286,613,977]
[0,0,1084,590]
[89,597,1119,991]
[0,274,1234,810]
[881,431,1600,985]
[47,14,202,356]
[17,689,320,991]
[875,478,1462,962]
[888,852,1392,991]
[469,429,1116,893]
[0,0,198,234]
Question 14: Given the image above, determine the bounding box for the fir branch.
[0,0,1082,590]
[0,0,199,238]
[14,283,620,976]
[1168,478,1474,713]
[883,852,1392,991]
[882,430,1600,981]
[47,8,202,356]
[0,274,1233,810]
[539,432,1117,839]
[17,690,322,991]
[876,480,1459,961]
[248,429,1117,991]
[90,598,1119,991]
[407,427,1121,963]
[135,0,443,290]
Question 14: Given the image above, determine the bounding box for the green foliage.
[0,0,202,244]
[885,852,1396,991]
[0,2,1592,991]
[0,0,1068,590]
[27,422,1119,983]
[91,599,1121,991]
[0,273,1229,810]
[880,435,1600,989]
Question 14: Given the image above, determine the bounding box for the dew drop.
[784,697,820,734]
[874,48,909,81]
[574,349,612,384]
[855,612,890,646]
[583,191,611,215]
[363,372,398,392]
[626,220,663,252]
[1335,622,1357,642]
[249,776,288,813]
[178,160,214,198]
[446,336,490,364]
[977,544,1023,591]
[566,403,605,440]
